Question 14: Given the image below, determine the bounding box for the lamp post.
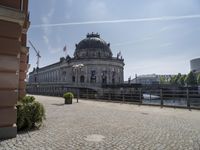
[72,64,84,103]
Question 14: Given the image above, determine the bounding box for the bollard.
[109,93,111,100]
[122,90,125,103]
[139,88,142,104]
[86,89,89,99]
[76,88,79,103]
[186,89,191,110]
[160,89,163,107]
[150,90,152,101]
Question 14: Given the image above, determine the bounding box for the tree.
[170,73,181,85]
[178,75,186,86]
[197,74,200,85]
[160,76,167,84]
[185,71,197,86]
[175,73,182,85]
[170,75,176,84]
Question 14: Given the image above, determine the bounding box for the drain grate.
[141,112,149,115]
[84,134,105,142]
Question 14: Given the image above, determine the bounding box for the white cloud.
[65,14,71,20]
[48,46,61,54]
[125,54,192,78]
[43,35,49,44]
[32,14,200,28]
[40,0,62,54]
[65,0,73,6]
[160,26,174,32]
[112,36,154,47]
[158,42,173,48]
[86,0,108,20]
[64,0,73,20]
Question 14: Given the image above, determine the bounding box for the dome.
[74,33,113,59]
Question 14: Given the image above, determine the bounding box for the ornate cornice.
[0,5,25,26]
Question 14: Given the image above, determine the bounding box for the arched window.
[90,70,96,83]
[112,71,116,84]
[98,52,101,57]
[80,75,85,83]
[102,76,107,84]
[72,76,75,82]
[101,71,107,84]
[62,71,66,75]
[112,78,115,84]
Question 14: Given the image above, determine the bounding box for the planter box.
[65,98,72,104]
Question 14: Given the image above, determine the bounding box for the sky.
[28,0,200,80]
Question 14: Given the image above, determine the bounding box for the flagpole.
[63,45,67,57]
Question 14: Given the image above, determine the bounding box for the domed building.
[74,33,113,59]
[28,33,124,95]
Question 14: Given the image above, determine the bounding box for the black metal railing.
[27,85,200,109]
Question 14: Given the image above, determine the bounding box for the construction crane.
[28,40,41,70]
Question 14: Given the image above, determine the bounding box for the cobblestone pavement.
[1,95,200,150]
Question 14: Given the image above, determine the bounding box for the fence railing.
[77,89,200,109]
[27,87,200,109]
[142,89,200,109]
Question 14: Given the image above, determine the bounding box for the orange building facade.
[0,0,30,139]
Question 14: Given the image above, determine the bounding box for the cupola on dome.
[74,32,113,59]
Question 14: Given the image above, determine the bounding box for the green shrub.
[63,92,74,104]
[21,95,35,103]
[16,96,45,131]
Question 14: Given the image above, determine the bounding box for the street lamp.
[72,64,84,103]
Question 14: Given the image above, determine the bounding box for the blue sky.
[28,0,200,80]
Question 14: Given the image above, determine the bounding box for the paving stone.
[0,95,200,149]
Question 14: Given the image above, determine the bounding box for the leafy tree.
[197,74,200,85]
[170,75,176,84]
[170,73,182,85]
[160,76,166,84]
[185,71,197,86]
[17,96,45,131]
[175,73,182,85]
[178,75,186,86]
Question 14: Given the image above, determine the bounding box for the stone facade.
[28,33,124,95]
[0,0,30,139]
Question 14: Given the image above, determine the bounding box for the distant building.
[131,74,159,85]
[28,33,124,95]
[0,0,30,139]
[131,74,173,85]
[190,58,200,73]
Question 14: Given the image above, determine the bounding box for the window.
[101,71,107,84]
[112,71,116,84]
[72,76,75,82]
[98,52,101,57]
[102,76,107,84]
[34,76,37,82]
[62,71,66,76]
[80,75,85,83]
[90,70,96,83]
[112,78,115,84]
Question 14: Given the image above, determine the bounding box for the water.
[142,94,200,107]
